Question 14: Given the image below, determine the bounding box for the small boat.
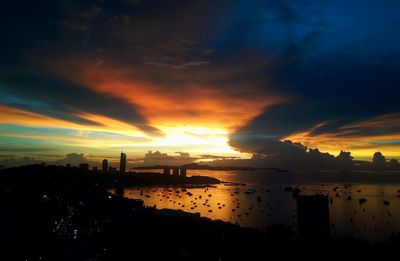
[359,198,367,204]
[245,188,257,194]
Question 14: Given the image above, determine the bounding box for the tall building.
[163,167,171,175]
[102,159,108,172]
[180,167,187,177]
[120,152,127,173]
[172,167,179,176]
[296,195,330,240]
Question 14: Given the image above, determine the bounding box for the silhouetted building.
[120,152,127,173]
[92,166,98,172]
[102,159,108,172]
[163,167,171,175]
[109,166,117,173]
[79,163,89,170]
[390,159,399,170]
[115,183,125,198]
[172,167,179,176]
[296,195,330,240]
[180,167,187,177]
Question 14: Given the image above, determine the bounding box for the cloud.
[227,1,400,157]
[79,5,102,19]
[0,70,163,136]
[5,0,287,133]
[0,152,97,168]
[122,0,142,5]
[139,151,197,166]
[1,0,400,160]
[0,157,41,167]
[62,20,90,32]
[199,154,240,160]
[60,153,87,164]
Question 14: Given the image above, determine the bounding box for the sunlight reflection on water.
[121,169,400,243]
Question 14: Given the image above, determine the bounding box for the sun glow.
[0,104,245,158]
[151,125,241,155]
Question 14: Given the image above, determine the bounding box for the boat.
[359,198,367,204]
[245,188,256,194]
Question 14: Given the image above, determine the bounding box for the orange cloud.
[29,55,287,157]
[285,114,400,158]
[0,105,143,135]
[65,63,287,132]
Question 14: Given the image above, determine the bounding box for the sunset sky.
[1,0,400,165]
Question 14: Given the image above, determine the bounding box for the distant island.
[131,163,289,172]
[1,164,220,188]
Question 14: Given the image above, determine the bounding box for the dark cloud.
[222,137,359,170]
[62,152,87,162]
[0,157,41,167]
[229,54,400,153]
[0,70,163,136]
[62,20,90,32]
[57,152,94,166]
[0,152,96,167]
[199,154,240,160]
[228,1,400,156]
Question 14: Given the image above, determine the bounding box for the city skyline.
[2,149,398,172]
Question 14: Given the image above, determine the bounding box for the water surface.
[122,169,400,243]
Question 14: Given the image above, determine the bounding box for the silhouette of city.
[2,149,400,259]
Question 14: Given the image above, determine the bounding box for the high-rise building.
[120,152,127,173]
[296,195,330,240]
[180,167,187,177]
[172,167,179,176]
[102,159,108,172]
[163,167,171,175]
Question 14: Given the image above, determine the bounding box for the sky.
[0,0,399,166]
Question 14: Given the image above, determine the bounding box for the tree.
[336,151,354,169]
[372,152,386,169]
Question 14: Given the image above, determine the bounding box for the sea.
[119,169,400,243]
